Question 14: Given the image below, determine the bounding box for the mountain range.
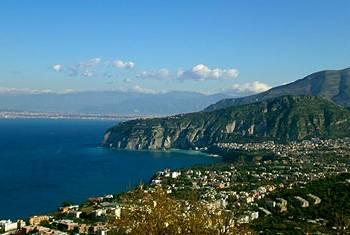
[0,91,230,116]
[205,68,350,111]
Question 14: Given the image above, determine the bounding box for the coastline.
[0,118,221,219]
[104,147,222,158]
[0,111,149,121]
[1,150,221,222]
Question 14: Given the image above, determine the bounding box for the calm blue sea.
[0,119,220,220]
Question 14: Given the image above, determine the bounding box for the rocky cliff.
[103,96,350,150]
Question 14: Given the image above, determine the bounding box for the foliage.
[109,186,254,235]
[61,201,73,207]
[252,173,350,234]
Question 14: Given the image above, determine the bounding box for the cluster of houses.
[150,164,328,224]
[216,138,350,158]
[0,197,116,235]
[149,138,350,225]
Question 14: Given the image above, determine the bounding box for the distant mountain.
[103,95,350,150]
[0,91,230,116]
[205,67,350,111]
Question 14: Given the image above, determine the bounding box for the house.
[21,225,67,235]
[59,205,79,213]
[276,198,288,212]
[56,219,78,231]
[29,216,49,226]
[258,207,272,216]
[104,194,114,200]
[250,211,259,220]
[94,209,107,217]
[96,228,108,235]
[0,220,18,232]
[68,210,82,219]
[307,194,321,205]
[108,207,122,219]
[171,171,181,179]
[294,196,309,208]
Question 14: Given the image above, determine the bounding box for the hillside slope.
[205,68,350,111]
[103,96,350,150]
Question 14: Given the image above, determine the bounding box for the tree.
[61,201,72,207]
[109,185,254,235]
[334,212,350,234]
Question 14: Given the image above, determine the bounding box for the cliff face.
[103,96,350,150]
[205,68,350,111]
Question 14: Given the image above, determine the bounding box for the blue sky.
[0,0,349,94]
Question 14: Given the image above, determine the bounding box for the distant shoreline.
[0,111,152,121]
[105,146,222,158]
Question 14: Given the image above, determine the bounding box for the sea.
[0,119,220,220]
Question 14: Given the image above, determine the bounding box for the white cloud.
[137,68,170,79]
[178,64,239,81]
[80,58,101,68]
[111,85,159,94]
[131,85,158,94]
[229,81,271,94]
[51,58,102,78]
[52,64,63,72]
[51,57,137,79]
[51,58,101,78]
[112,59,135,69]
[0,87,54,95]
[137,65,239,81]
[51,59,239,84]
[81,70,94,78]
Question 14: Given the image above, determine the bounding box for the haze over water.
[0,119,220,219]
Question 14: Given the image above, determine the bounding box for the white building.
[114,207,122,219]
[96,229,108,235]
[68,210,82,219]
[171,171,181,179]
[0,220,18,232]
[307,194,321,205]
[94,209,107,217]
[151,179,162,185]
[294,196,309,208]
[250,211,259,220]
[104,194,114,200]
